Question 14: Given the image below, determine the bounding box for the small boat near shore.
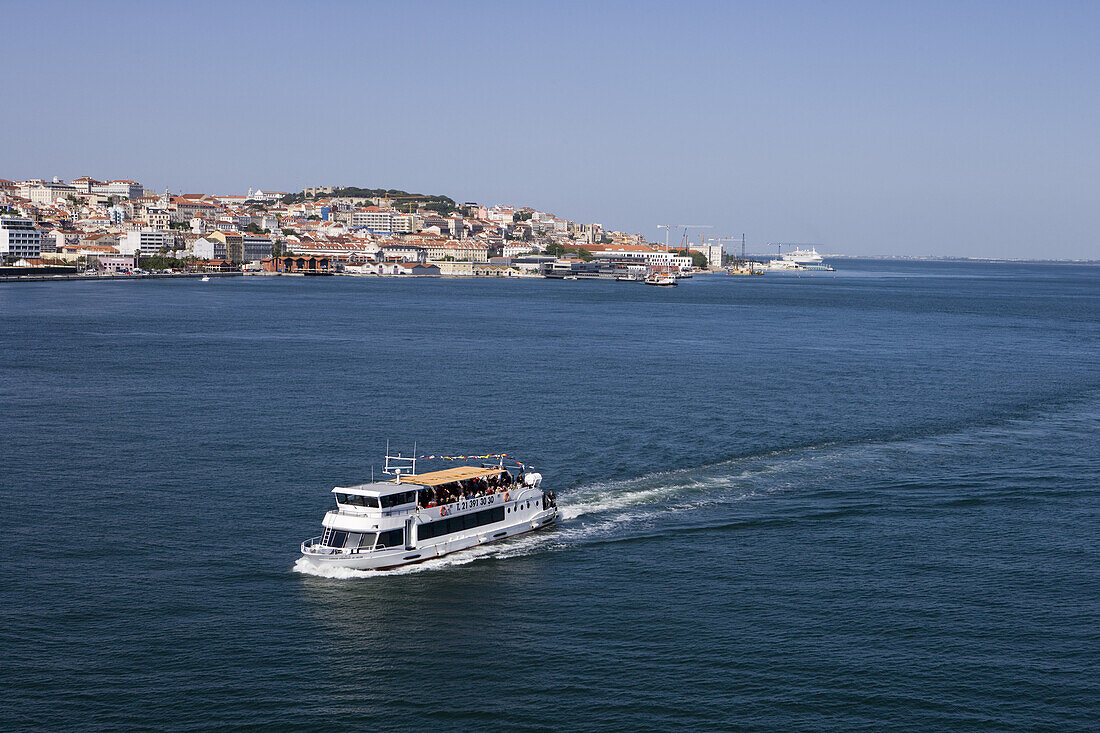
[644,272,677,286]
[300,451,558,571]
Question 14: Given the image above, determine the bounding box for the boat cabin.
[332,466,516,513]
[332,484,417,511]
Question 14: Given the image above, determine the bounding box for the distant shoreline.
[807,255,1100,265]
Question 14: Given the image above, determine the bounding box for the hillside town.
[0,177,724,280]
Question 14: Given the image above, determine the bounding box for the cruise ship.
[763,246,834,271]
[779,247,824,264]
[300,452,558,571]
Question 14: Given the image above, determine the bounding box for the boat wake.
[292,466,786,580]
[293,392,1100,579]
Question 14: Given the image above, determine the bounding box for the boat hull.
[300,506,559,571]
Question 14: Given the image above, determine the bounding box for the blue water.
[1,260,1097,731]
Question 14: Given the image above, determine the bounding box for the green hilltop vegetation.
[281,187,457,215]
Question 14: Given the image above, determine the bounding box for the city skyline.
[2,0,1098,259]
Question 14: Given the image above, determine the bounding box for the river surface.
[1,260,1097,731]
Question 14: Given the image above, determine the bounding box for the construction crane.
[707,235,746,263]
[656,224,673,249]
[656,224,712,251]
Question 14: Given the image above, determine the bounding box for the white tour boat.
[644,271,678,286]
[300,452,558,571]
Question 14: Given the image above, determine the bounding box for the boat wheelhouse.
[300,452,558,571]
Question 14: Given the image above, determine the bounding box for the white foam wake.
[290,455,822,580]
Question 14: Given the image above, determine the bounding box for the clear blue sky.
[3,0,1098,258]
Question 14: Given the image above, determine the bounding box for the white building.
[248,189,287,203]
[191,237,227,260]
[484,206,515,224]
[576,222,603,245]
[143,208,171,230]
[0,216,41,259]
[592,245,693,272]
[393,213,421,233]
[447,215,465,238]
[46,229,80,253]
[380,243,426,263]
[424,240,490,262]
[348,208,419,233]
[696,243,724,268]
[19,179,78,205]
[119,230,176,256]
[91,180,143,199]
[503,243,540,258]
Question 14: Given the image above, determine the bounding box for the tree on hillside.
[677,249,708,268]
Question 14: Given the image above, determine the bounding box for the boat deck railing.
[303,488,553,556]
[301,536,401,556]
[333,506,416,519]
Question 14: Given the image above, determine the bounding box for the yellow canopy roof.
[399,465,506,487]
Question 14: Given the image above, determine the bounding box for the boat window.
[357,534,374,548]
[336,493,381,508]
[345,532,362,548]
[375,528,404,549]
[327,530,349,548]
[418,506,506,542]
[380,491,416,508]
